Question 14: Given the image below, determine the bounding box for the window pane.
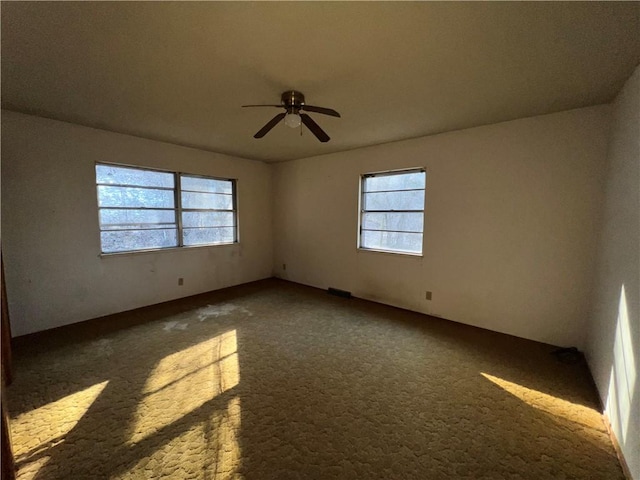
[98,186,175,208]
[362,212,424,233]
[181,176,232,194]
[100,229,178,253]
[363,171,425,192]
[361,230,422,254]
[183,227,235,246]
[95,164,238,254]
[363,190,425,211]
[96,164,174,188]
[360,170,426,254]
[181,192,232,210]
[99,209,176,230]
[182,211,234,228]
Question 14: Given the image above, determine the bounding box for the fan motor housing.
[282,90,305,109]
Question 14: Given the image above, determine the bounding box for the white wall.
[2,106,613,347]
[587,66,639,480]
[1,111,273,336]
[273,106,610,348]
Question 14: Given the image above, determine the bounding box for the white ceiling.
[2,2,639,162]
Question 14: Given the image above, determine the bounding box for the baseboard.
[12,277,277,341]
[602,413,633,480]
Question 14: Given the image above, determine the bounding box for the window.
[359,168,426,255]
[180,175,236,247]
[96,163,237,253]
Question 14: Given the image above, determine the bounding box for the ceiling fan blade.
[254,112,286,138]
[300,113,330,142]
[242,104,283,108]
[301,105,341,117]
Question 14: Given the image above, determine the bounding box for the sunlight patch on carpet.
[481,373,603,430]
[13,454,51,480]
[11,381,109,471]
[129,330,240,444]
[211,396,243,479]
[118,396,243,479]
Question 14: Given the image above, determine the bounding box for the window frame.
[95,162,238,255]
[178,171,239,248]
[357,167,426,256]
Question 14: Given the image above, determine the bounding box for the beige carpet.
[7,279,624,479]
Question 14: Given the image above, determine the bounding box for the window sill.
[357,247,423,258]
[99,242,239,258]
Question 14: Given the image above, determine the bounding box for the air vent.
[327,287,352,299]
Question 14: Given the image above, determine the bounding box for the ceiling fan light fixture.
[284,112,301,129]
[242,91,339,142]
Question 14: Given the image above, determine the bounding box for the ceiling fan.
[242,91,340,142]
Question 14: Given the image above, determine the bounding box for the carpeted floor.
[6,279,624,479]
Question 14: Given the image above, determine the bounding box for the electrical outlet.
[425,291,432,301]
[178,278,184,286]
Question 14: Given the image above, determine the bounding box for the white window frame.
[178,172,238,248]
[96,162,238,254]
[358,167,426,256]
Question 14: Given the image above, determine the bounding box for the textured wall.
[273,106,610,348]
[587,65,640,480]
[1,111,273,336]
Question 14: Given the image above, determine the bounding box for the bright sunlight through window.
[11,381,110,478]
[481,373,604,431]
[605,285,636,443]
[125,396,242,479]
[129,330,240,444]
[359,168,426,255]
[96,163,237,253]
